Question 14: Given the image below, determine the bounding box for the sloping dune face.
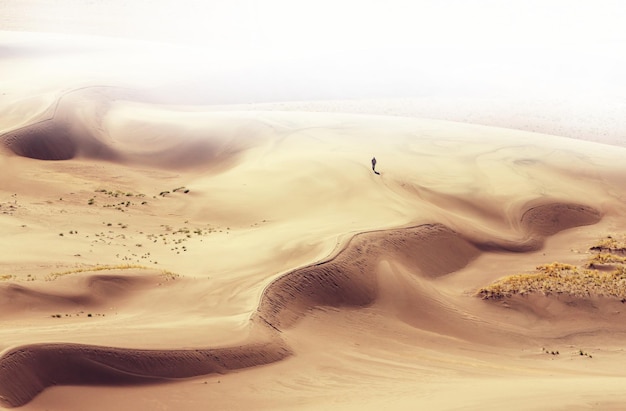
[2,122,77,160]
[0,204,607,408]
[102,102,273,170]
[0,88,118,161]
[3,70,626,408]
[0,341,292,409]
[0,89,269,170]
[521,203,602,236]
[256,224,481,330]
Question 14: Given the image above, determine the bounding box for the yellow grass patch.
[46,264,148,281]
[585,253,626,268]
[477,239,626,300]
[590,235,626,253]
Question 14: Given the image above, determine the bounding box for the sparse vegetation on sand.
[91,188,149,212]
[541,347,560,356]
[477,237,626,300]
[46,264,148,281]
[44,264,180,281]
[585,252,626,268]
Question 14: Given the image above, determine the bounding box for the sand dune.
[0,340,291,409]
[521,203,602,237]
[0,271,165,317]
[4,33,626,410]
[3,122,78,160]
[257,224,481,330]
[0,268,289,407]
[1,88,267,171]
[0,202,602,407]
[1,87,119,161]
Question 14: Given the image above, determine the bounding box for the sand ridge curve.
[0,272,169,317]
[0,200,601,408]
[0,87,120,161]
[0,87,266,170]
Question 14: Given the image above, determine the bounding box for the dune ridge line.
[0,86,128,161]
[0,200,601,408]
[0,87,270,169]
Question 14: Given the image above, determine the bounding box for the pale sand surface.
[205,97,626,148]
[3,32,626,410]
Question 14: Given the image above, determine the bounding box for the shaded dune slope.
[0,274,162,317]
[475,203,601,253]
[0,87,120,161]
[2,122,77,161]
[0,283,93,312]
[1,118,121,161]
[255,224,481,330]
[0,341,291,409]
[0,87,262,169]
[521,203,601,236]
[0,200,600,408]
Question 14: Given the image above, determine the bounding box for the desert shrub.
[478,237,626,300]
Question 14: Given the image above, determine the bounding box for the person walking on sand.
[371,156,380,174]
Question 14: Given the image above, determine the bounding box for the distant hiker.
[371,157,380,175]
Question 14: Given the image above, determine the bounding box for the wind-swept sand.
[3,34,626,411]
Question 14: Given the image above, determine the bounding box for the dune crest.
[0,200,601,408]
[1,88,118,162]
[3,122,77,161]
[521,203,602,236]
[0,87,267,170]
[0,340,291,409]
[255,223,481,330]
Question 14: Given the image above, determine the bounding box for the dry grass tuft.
[585,253,626,268]
[46,264,154,281]
[590,235,626,254]
[160,270,181,281]
[477,237,626,300]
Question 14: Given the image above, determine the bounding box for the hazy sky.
[3,0,621,51]
[1,0,625,101]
